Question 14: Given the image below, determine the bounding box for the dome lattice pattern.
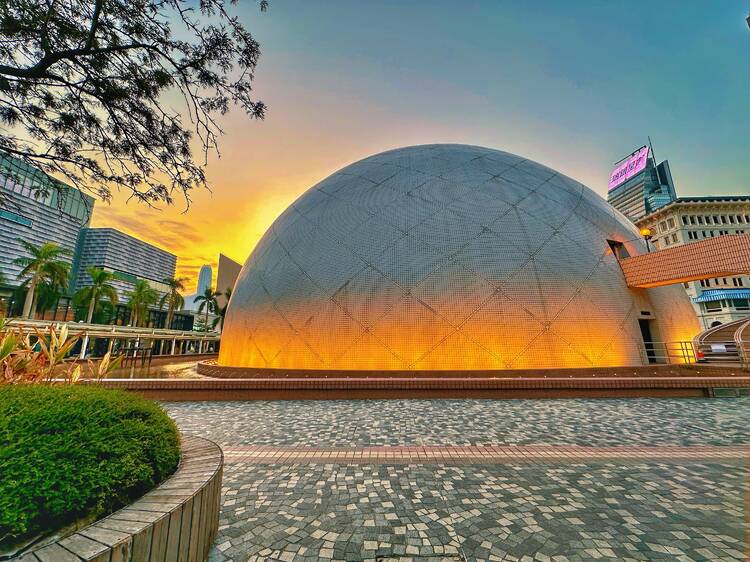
[220,144,696,370]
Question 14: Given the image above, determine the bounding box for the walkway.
[165,398,750,562]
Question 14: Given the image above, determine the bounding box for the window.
[721,215,727,224]
[734,299,750,311]
[713,215,720,224]
[732,277,745,287]
[728,215,735,224]
[688,231,697,240]
[0,209,32,227]
[671,233,677,243]
[659,221,667,232]
[689,216,696,225]
[704,301,722,312]
[681,215,689,226]
[667,218,675,229]
[697,216,704,225]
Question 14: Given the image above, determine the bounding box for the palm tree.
[74,267,119,323]
[213,286,233,331]
[126,279,158,327]
[195,287,221,332]
[159,277,187,330]
[14,241,72,319]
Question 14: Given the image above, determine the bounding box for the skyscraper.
[184,264,213,311]
[606,145,676,222]
[0,152,95,316]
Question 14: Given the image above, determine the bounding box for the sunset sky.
[90,1,750,293]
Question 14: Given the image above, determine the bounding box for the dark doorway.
[638,319,657,363]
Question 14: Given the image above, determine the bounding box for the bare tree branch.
[0,0,268,209]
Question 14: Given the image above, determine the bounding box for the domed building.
[219,144,698,371]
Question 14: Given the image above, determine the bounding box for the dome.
[220,144,698,370]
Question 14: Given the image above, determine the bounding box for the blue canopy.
[692,288,750,303]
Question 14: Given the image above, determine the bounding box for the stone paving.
[164,398,750,561]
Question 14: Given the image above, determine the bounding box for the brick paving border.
[221,444,750,465]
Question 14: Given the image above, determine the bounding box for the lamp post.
[640,227,653,253]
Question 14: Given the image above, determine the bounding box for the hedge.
[0,385,180,547]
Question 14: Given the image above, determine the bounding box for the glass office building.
[72,227,177,302]
[0,152,95,316]
[607,156,676,222]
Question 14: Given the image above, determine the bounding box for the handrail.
[2,318,220,339]
[638,341,697,365]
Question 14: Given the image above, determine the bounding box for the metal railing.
[638,341,697,365]
[1,318,221,360]
[1,318,220,339]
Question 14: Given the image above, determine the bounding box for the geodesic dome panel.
[219,144,698,370]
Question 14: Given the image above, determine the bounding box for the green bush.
[0,385,180,546]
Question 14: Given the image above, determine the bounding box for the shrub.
[0,385,180,547]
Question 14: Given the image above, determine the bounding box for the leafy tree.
[13,240,71,318]
[126,279,158,327]
[159,277,186,330]
[0,0,267,208]
[195,287,220,332]
[74,266,119,323]
[212,286,232,331]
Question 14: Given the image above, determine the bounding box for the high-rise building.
[607,145,676,221]
[72,227,177,302]
[183,264,213,311]
[196,265,212,295]
[0,152,95,316]
[635,196,750,329]
[215,254,241,309]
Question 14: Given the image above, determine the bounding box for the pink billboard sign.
[608,146,649,190]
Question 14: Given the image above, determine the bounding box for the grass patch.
[0,385,180,547]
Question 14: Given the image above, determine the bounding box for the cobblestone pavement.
[164,399,750,561]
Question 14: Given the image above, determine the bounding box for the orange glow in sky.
[88,2,748,293]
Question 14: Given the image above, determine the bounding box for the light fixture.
[640,227,653,253]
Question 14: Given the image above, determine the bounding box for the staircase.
[694,317,750,367]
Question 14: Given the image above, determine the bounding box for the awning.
[692,288,750,303]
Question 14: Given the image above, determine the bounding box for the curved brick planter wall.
[13,435,223,562]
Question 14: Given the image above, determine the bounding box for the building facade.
[0,152,95,316]
[635,196,750,329]
[215,253,241,309]
[607,147,676,222]
[72,227,177,302]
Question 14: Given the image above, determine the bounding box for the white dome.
[220,144,698,370]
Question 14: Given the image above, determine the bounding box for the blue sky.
[96,0,750,285]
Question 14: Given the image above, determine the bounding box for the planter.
[12,435,223,562]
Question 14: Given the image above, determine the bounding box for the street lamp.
[639,227,653,253]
